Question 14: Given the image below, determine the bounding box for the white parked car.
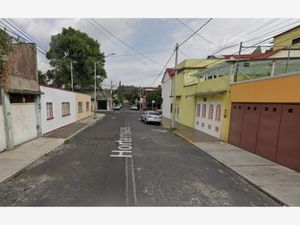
[141,111,162,124]
[131,105,138,110]
[113,105,121,110]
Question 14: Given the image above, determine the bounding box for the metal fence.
[193,59,300,81]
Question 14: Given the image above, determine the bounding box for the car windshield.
[148,112,160,116]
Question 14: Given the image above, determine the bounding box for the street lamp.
[152,100,155,111]
[93,53,115,119]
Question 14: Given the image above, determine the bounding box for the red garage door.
[229,103,300,172]
[276,104,300,171]
[239,104,260,153]
[256,104,282,161]
[228,103,244,146]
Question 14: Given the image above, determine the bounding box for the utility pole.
[171,43,179,128]
[70,61,73,91]
[270,60,276,77]
[285,45,291,73]
[110,80,113,110]
[94,61,97,119]
[233,42,243,82]
[139,86,142,111]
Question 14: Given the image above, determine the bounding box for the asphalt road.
[0,104,280,206]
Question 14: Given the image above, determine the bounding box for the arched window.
[215,104,221,121]
[208,104,214,119]
[202,104,206,118]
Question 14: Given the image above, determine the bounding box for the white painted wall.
[11,103,38,146]
[194,100,222,138]
[162,73,172,119]
[40,86,76,135]
[0,106,7,152]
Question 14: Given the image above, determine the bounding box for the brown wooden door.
[228,103,244,146]
[255,104,282,161]
[276,104,300,171]
[239,104,261,153]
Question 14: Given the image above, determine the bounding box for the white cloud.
[8,18,300,87]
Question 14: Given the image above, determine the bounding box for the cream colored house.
[76,92,92,121]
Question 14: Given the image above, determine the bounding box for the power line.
[236,22,300,55]
[211,19,294,55]
[212,20,300,56]
[221,18,265,46]
[112,47,173,57]
[0,19,47,55]
[224,19,281,47]
[90,19,162,66]
[179,48,190,58]
[3,18,48,52]
[178,18,213,47]
[175,18,219,49]
[211,21,279,55]
[243,21,300,45]
[151,19,213,86]
[0,22,46,56]
[150,49,176,87]
[88,19,148,65]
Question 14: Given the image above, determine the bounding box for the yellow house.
[273,25,300,50]
[191,61,233,140]
[75,92,92,121]
[175,57,283,140]
[172,59,223,129]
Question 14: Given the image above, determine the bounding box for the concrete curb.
[162,123,194,144]
[0,140,65,185]
[175,132,194,144]
[0,115,106,185]
[64,115,106,142]
[161,124,286,206]
[190,142,287,206]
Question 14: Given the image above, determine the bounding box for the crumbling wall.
[6,43,39,92]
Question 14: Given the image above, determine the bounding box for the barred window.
[208,104,214,120]
[46,102,53,120]
[215,105,221,121]
[202,104,206,118]
[78,102,83,113]
[86,102,89,111]
[62,102,70,116]
[196,104,201,117]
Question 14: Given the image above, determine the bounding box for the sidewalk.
[0,113,105,185]
[162,117,218,142]
[162,117,300,206]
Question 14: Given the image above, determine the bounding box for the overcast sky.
[5,18,300,87]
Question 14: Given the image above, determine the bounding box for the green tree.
[117,85,138,104]
[146,90,162,109]
[113,98,120,105]
[38,70,48,84]
[46,27,106,89]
